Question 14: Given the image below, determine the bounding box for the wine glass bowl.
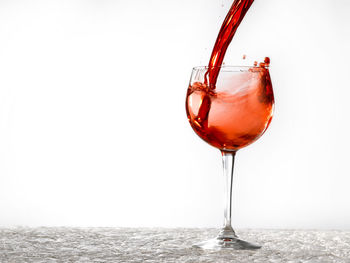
[185,65,274,250]
[186,66,274,152]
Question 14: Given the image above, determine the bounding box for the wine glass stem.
[221,150,236,234]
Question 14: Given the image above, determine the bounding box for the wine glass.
[185,65,274,249]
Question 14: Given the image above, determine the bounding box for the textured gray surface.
[0,228,349,262]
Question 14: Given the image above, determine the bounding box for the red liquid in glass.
[186,66,274,151]
[186,0,274,151]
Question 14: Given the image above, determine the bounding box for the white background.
[0,0,349,229]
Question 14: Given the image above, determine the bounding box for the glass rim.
[192,65,268,72]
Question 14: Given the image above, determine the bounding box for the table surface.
[0,227,349,262]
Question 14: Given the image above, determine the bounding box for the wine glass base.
[193,232,261,250]
[193,237,261,250]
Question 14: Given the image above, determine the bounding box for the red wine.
[187,0,274,151]
[186,67,274,151]
[196,0,256,132]
[206,0,255,87]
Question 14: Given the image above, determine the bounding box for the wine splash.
[206,0,255,88]
[194,0,271,131]
[187,65,274,151]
